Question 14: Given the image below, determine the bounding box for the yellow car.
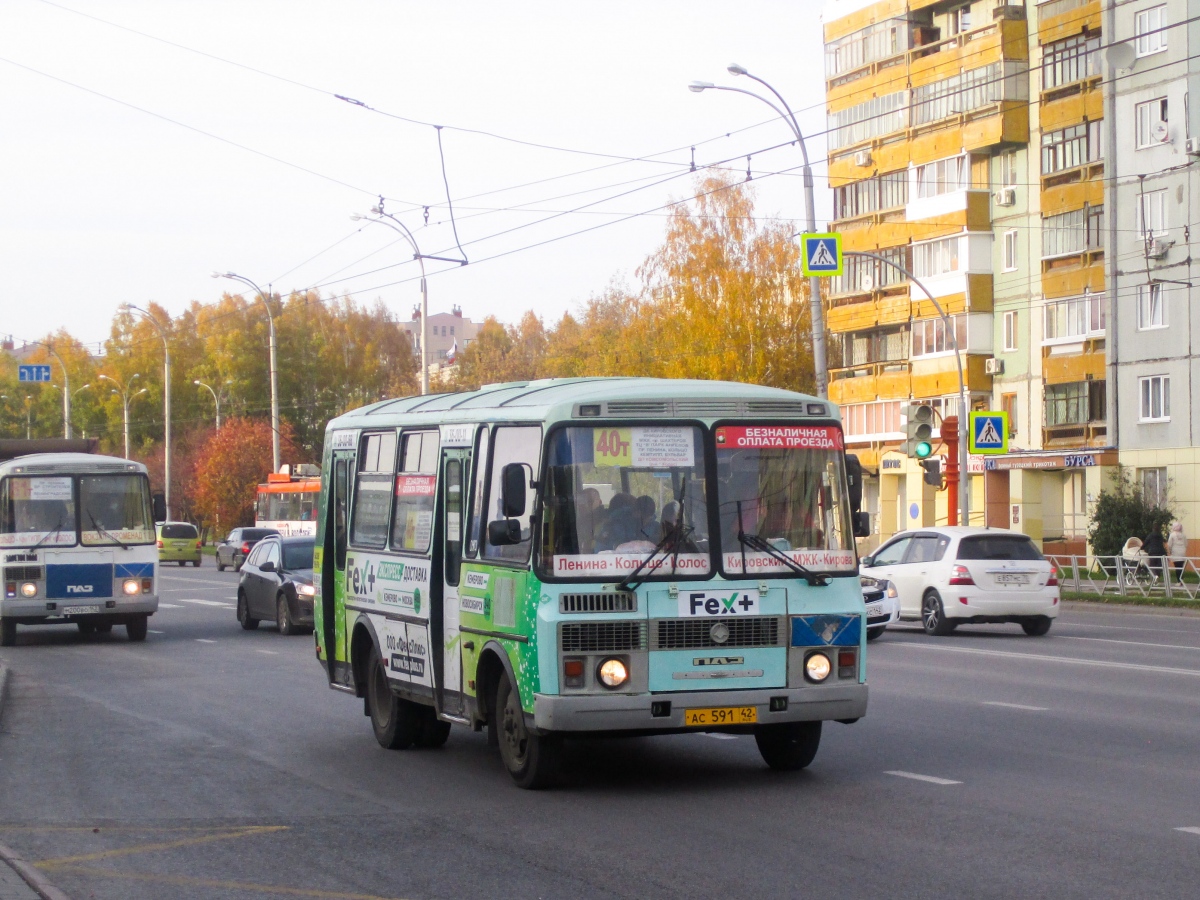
[157,522,202,566]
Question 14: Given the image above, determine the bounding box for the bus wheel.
[366,646,419,750]
[755,721,822,771]
[77,621,96,635]
[1,619,16,647]
[237,592,259,631]
[496,674,559,789]
[126,615,149,642]
[416,708,452,749]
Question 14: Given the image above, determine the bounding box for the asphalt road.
[2,566,1200,899]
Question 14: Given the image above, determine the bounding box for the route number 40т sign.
[593,427,695,468]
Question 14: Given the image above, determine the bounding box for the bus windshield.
[80,474,155,546]
[0,476,77,547]
[540,425,711,579]
[714,424,856,576]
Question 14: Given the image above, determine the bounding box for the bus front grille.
[560,621,647,653]
[654,617,782,649]
[3,567,42,582]
[560,592,637,613]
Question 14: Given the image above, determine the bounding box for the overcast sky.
[1,0,830,351]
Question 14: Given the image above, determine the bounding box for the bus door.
[435,446,471,717]
[322,449,354,686]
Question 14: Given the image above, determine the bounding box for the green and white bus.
[313,378,869,787]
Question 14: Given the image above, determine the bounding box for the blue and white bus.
[0,453,160,645]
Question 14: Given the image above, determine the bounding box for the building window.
[838,327,909,367]
[1137,189,1168,237]
[1136,283,1166,329]
[1136,98,1169,148]
[1043,294,1105,343]
[830,245,910,295]
[1041,121,1103,175]
[912,236,962,278]
[1003,310,1018,351]
[949,4,971,36]
[1139,375,1171,422]
[998,150,1018,186]
[911,62,1020,127]
[912,155,971,199]
[1135,6,1168,58]
[1042,205,1103,258]
[833,170,908,219]
[1140,467,1169,507]
[841,400,904,440]
[1003,230,1018,271]
[1044,381,1105,427]
[1042,33,1100,90]
[825,17,911,80]
[828,91,908,150]
[911,315,968,358]
[1001,392,1018,435]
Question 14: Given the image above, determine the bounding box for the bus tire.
[496,674,560,789]
[416,708,452,749]
[754,721,821,771]
[126,615,148,642]
[77,621,96,635]
[366,645,419,750]
[237,592,259,630]
[1,619,16,646]
[277,595,296,636]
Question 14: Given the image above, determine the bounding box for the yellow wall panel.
[1041,93,1085,131]
[1042,350,1106,384]
[824,0,908,43]
[1043,262,1104,298]
[965,190,992,230]
[827,299,879,333]
[1038,1,1101,45]
[827,59,909,110]
[1041,178,1104,213]
[879,294,912,326]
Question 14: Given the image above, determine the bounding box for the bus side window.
[483,426,542,563]
[444,459,464,585]
[334,459,349,569]
[466,427,488,559]
[391,431,440,553]
[350,431,397,549]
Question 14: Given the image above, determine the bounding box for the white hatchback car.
[859,527,1059,636]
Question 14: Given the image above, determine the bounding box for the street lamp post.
[34,342,75,438]
[24,395,32,440]
[194,379,227,429]
[690,65,829,399]
[100,374,146,460]
[124,304,172,519]
[843,250,970,526]
[49,383,91,436]
[214,273,280,471]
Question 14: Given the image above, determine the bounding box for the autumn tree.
[189,418,296,532]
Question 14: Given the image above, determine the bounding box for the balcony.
[829,362,913,406]
[1037,0,1101,45]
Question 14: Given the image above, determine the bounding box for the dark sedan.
[216,527,279,572]
[236,535,315,635]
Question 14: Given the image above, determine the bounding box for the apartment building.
[1109,0,1200,550]
[823,0,1116,552]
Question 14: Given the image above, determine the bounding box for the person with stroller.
[1142,527,1168,582]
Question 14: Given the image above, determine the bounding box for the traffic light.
[920,458,942,486]
[901,403,935,459]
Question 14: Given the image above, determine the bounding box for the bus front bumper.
[533,683,867,734]
[1,596,159,622]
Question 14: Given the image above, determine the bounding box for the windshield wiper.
[87,510,130,549]
[735,504,829,587]
[33,517,67,549]
[616,476,692,593]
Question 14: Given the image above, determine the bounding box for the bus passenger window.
[350,432,397,549]
[483,426,542,563]
[444,459,464,585]
[334,459,348,569]
[390,431,439,553]
[466,427,488,558]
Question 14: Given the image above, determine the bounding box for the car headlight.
[597,658,629,689]
[297,584,316,597]
[885,581,898,599]
[123,578,141,596]
[804,651,832,683]
[20,582,37,598]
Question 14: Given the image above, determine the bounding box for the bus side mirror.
[488,519,522,546]
[152,493,166,523]
[500,463,527,518]
[853,512,871,539]
[844,454,863,514]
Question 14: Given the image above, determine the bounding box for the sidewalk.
[0,662,70,900]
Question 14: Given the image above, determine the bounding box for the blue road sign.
[18,364,52,383]
[969,411,1009,455]
[800,233,843,276]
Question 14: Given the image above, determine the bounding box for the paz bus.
[313,378,869,787]
[255,467,321,536]
[0,453,161,646]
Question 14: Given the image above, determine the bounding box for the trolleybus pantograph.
[313,378,871,787]
[0,453,161,645]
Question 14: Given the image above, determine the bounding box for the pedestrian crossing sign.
[969,411,1009,455]
[801,233,843,276]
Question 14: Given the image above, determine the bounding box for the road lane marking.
[895,643,1200,677]
[982,701,1048,711]
[195,639,216,644]
[149,630,164,635]
[255,649,279,655]
[156,603,182,609]
[178,598,233,608]
[885,771,962,785]
[705,733,738,740]
[1176,827,1200,835]
[1059,635,1200,652]
[155,575,234,587]
[36,825,287,868]
[1065,622,1200,636]
[45,866,408,900]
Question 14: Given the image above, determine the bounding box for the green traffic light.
[915,441,933,459]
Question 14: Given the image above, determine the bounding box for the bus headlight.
[20,582,37,598]
[123,579,141,596]
[597,658,629,689]
[804,652,832,683]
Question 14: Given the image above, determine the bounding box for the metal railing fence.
[1047,555,1200,601]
